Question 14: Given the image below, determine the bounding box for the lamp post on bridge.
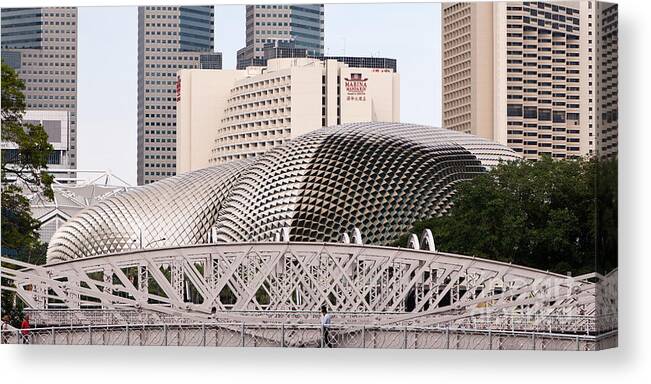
[131,228,165,249]
[145,238,166,248]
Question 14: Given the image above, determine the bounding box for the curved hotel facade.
[176,57,400,172]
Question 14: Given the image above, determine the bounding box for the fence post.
[241,322,245,347]
[202,323,206,347]
[403,326,408,349]
[362,326,366,349]
[488,330,492,350]
[126,324,130,346]
[51,327,55,345]
[281,323,285,348]
[89,325,92,345]
[445,326,450,349]
[532,333,536,351]
[164,324,168,346]
[576,335,580,351]
[320,326,324,348]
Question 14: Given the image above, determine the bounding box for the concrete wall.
[176,69,247,174]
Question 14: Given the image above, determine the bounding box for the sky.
[77,3,441,185]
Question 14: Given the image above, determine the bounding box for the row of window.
[143,104,176,110]
[255,30,289,36]
[21,53,75,58]
[26,87,75,92]
[144,63,198,69]
[144,121,175,127]
[42,21,75,26]
[144,55,200,61]
[16,69,75,76]
[144,154,176,160]
[26,94,75,100]
[144,171,175,177]
[19,61,75,67]
[144,146,175,151]
[214,139,287,154]
[144,38,179,45]
[256,21,289,27]
[145,88,175,94]
[255,13,288,18]
[143,96,176,102]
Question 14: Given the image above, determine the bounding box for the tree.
[1,61,53,264]
[394,156,617,276]
[1,61,54,319]
[1,61,54,197]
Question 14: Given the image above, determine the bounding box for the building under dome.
[47,123,519,263]
[28,171,132,243]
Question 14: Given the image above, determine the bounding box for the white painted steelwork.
[1,242,617,333]
[0,322,617,350]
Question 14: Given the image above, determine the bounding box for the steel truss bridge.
[1,239,617,349]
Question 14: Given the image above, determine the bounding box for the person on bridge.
[20,315,30,344]
[1,315,12,344]
[320,305,333,348]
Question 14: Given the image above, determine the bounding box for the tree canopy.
[1,61,54,197]
[394,156,617,275]
[1,60,53,265]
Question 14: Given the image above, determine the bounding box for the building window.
[524,106,537,119]
[507,104,523,117]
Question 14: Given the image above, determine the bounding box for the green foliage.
[1,286,25,328]
[595,157,618,274]
[1,60,51,271]
[1,61,54,198]
[394,156,617,275]
[1,185,47,264]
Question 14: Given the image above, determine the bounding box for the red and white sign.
[344,73,368,101]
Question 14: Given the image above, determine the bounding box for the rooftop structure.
[29,170,132,243]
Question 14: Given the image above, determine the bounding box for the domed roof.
[47,123,519,263]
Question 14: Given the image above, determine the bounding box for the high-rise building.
[260,40,398,72]
[1,7,78,174]
[595,2,618,159]
[236,4,324,70]
[176,57,400,172]
[441,1,617,160]
[137,5,222,185]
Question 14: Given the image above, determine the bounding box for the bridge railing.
[24,309,617,334]
[1,322,617,351]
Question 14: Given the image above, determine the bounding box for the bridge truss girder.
[0,242,617,332]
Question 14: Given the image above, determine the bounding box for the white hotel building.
[176,57,400,173]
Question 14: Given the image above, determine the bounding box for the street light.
[145,237,166,248]
[133,228,165,249]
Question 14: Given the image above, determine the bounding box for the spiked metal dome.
[47,123,519,263]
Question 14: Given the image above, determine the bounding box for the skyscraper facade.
[441,1,617,160]
[137,5,221,185]
[1,7,78,173]
[236,4,324,70]
[595,2,618,159]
